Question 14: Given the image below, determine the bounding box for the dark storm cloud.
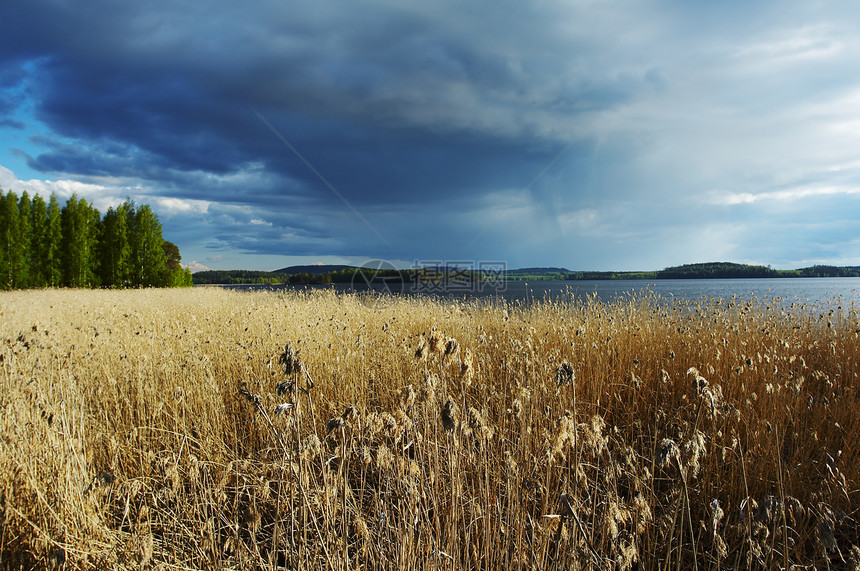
[3,0,631,264]
[0,1,621,192]
[0,61,30,129]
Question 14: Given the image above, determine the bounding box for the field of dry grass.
[1,286,858,569]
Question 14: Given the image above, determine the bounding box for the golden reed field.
[1,287,859,569]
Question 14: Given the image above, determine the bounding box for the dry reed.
[0,287,858,569]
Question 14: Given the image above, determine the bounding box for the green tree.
[44,194,63,287]
[165,265,193,287]
[0,191,9,289]
[61,194,100,287]
[17,191,32,288]
[0,190,25,290]
[98,204,131,287]
[30,193,48,287]
[180,267,193,287]
[129,204,166,286]
[0,191,184,289]
[163,240,181,272]
[160,240,192,287]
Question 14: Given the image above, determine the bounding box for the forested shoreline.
[193,261,860,285]
[0,189,192,290]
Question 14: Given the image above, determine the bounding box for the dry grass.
[1,286,859,569]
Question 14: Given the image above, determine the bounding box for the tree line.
[192,270,335,285]
[191,270,286,285]
[567,262,860,280]
[0,189,192,290]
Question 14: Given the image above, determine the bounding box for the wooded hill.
[193,261,860,285]
[569,262,860,280]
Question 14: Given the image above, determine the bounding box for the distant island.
[192,262,860,285]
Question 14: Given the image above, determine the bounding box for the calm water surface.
[494,278,860,308]
[213,277,860,310]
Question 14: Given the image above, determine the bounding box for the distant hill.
[194,261,860,285]
[504,267,571,280]
[509,267,571,274]
[568,262,776,280]
[272,264,356,275]
[192,270,286,285]
[568,262,860,280]
[657,262,777,279]
[790,265,860,277]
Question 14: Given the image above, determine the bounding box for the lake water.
[213,277,860,310]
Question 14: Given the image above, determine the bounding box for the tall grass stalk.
[1,287,859,569]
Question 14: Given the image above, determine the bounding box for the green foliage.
[162,241,181,271]
[30,194,48,287]
[0,191,22,289]
[790,265,860,277]
[0,188,187,290]
[657,262,778,279]
[506,267,571,281]
[161,241,193,287]
[0,190,33,289]
[329,268,363,283]
[288,272,332,285]
[44,195,63,287]
[128,204,167,287]
[17,192,32,288]
[192,270,287,285]
[505,273,568,281]
[98,203,131,287]
[61,194,100,288]
[165,266,194,287]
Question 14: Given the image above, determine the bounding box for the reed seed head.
[238,382,261,405]
[342,405,359,423]
[682,430,706,478]
[276,380,295,396]
[459,349,474,382]
[555,362,574,387]
[428,328,444,355]
[327,417,345,434]
[441,399,458,432]
[466,407,493,440]
[656,438,680,470]
[399,385,416,410]
[414,335,427,360]
[443,337,459,361]
[279,342,302,375]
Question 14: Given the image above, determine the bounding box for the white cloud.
[709,184,860,206]
[1,164,218,219]
[1,164,113,204]
[733,24,848,66]
[185,260,210,273]
[151,196,211,216]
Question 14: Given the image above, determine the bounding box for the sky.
[2,1,860,272]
